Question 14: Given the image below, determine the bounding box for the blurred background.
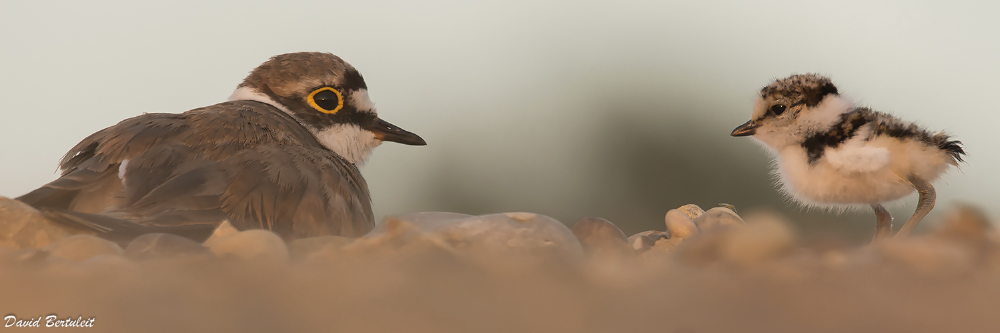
[1,0,996,243]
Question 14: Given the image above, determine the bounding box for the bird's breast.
[772,143,915,207]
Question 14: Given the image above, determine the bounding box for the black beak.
[364,118,427,146]
[731,120,760,137]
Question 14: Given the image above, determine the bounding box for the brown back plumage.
[18,100,374,240]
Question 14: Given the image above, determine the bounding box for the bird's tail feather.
[41,209,218,246]
[940,140,966,163]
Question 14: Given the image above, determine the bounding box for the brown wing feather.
[20,114,187,212]
[18,101,376,241]
[219,144,373,238]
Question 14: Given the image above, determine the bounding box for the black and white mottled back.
[733,73,964,207]
[732,73,966,240]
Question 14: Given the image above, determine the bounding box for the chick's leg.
[871,204,893,242]
[894,176,935,238]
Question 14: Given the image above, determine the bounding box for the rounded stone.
[718,217,796,267]
[346,218,455,257]
[664,209,699,239]
[693,207,746,231]
[646,235,685,254]
[0,247,50,266]
[43,234,124,261]
[363,212,583,258]
[288,235,354,260]
[204,229,289,262]
[0,196,83,249]
[375,212,474,232]
[932,204,992,242]
[505,212,537,222]
[201,220,240,245]
[676,212,795,267]
[124,233,212,260]
[627,230,670,252]
[677,204,706,220]
[570,217,631,257]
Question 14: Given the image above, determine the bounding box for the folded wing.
[18,101,374,242]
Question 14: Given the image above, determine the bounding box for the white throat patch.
[315,124,382,165]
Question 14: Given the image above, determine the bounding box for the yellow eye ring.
[307,87,344,114]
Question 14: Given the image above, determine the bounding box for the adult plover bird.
[731,74,964,240]
[16,52,426,244]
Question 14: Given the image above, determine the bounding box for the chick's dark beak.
[364,118,427,146]
[731,120,760,137]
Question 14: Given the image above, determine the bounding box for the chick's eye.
[307,87,344,114]
[769,104,787,115]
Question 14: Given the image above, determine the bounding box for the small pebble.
[693,207,746,231]
[664,209,699,239]
[718,217,795,267]
[387,212,474,225]
[469,213,584,258]
[650,236,684,251]
[717,203,737,213]
[571,217,631,257]
[932,204,992,243]
[364,212,475,237]
[202,220,240,245]
[628,230,670,252]
[677,204,706,220]
[627,230,655,251]
[43,234,124,261]
[346,218,459,258]
[204,230,289,262]
[505,212,537,222]
[362,212,584,259]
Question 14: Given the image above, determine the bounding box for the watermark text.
[4,315,95,328]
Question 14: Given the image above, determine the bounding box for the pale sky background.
[1,0,997,241]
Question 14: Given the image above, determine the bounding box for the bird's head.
[229,52,426,165]
[731,73,850,149]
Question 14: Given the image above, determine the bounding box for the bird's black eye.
[769,104,787,115]
[307,87,344,114]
